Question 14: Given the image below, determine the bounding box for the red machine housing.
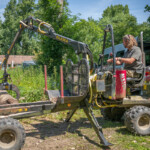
[115,70,127,99]
[146,71,150,82]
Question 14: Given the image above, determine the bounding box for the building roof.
[0,55,34,65]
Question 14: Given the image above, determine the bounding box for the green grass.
[0,66,59,102]
[21,109,150,150]
[0,66,149,149]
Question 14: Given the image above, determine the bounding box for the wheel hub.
[138,114,150,130]
[0,129,16,148]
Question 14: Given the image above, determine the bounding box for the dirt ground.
[21,112,115,150]
[20,110,150,150]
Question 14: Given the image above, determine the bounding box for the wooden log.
[0,90,18,105]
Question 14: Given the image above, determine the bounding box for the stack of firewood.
[0,90,18,105]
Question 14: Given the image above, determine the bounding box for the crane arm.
[0,16,93,74]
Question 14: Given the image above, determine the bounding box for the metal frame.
[0,96,113,147]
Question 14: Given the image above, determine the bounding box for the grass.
[0,66,59,102]
[0,66,149,149]
[21,109,150,150]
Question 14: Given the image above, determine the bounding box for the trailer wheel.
[124,106,150,135]
[0,118,26,150]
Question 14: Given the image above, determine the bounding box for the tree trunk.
[0,90,18,105]
[57,0,63,18]
[57,0,63,11]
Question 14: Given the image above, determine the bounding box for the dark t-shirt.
[124,46,143,73]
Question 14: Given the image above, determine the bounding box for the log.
[0,90,18,105]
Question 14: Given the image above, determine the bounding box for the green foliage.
[35,0,77,72]
[138,22,150,41]
[0,20,4,51]
[99,4,138,47]
[3,66,59,103]
[0,1,149,85]
[145,5,150,22]
[67,18,103,62]
[102,4,129,18]
[1,0,39,55]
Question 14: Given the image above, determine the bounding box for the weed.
[0,66,60,102]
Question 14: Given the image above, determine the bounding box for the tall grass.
[0,66,60,103]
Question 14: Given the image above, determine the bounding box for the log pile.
[0,90,18,105]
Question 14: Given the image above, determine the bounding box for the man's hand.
[107,57,122,65]
[107,58,113,63]
[107,57,118,63]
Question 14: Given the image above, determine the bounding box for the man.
[107,35,143,77]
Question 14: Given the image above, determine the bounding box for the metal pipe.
[60,66,64,103]
[108,24,116,74]
[44,65,48,92]
[140,31,145,66]
[101,31,107,71]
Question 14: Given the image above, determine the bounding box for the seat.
[126,68,146,87]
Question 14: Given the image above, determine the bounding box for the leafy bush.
[1,66,60,103]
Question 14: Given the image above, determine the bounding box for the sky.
[0,0,149,24]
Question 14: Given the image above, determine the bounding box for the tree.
[99,5,138,47]
[0,19,4,52]
[138,22,150,41]
[140,5,150,41]
[145,5,150,22]
[1,0,39,55]
[2,0,18,54]
[102,4,129,18]
[66,18,103,62]
[35,0,77,71]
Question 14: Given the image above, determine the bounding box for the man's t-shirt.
[124,46,143,73]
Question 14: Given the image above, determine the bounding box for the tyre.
[124,105,150,135]
[100,107,125,121]
[0,118,26,150]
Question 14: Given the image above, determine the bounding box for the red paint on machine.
[116,70,126,99]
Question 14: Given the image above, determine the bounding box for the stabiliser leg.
[83,106,113,147]
[65,108,78,122]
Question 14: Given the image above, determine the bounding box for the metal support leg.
[65,108,78,122]
[83,107,113,147]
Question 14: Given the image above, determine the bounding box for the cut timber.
[0,90,18,104]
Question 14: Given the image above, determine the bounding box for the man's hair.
[123,35,137,49]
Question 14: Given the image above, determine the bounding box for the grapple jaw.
[0,83,20,100]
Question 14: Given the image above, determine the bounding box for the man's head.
[123,35,137,49]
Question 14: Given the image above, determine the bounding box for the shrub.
[0,66,60,103]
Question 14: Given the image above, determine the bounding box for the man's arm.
[120,57,135,64]
[107,58,122,65]
[107,57,136,65]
